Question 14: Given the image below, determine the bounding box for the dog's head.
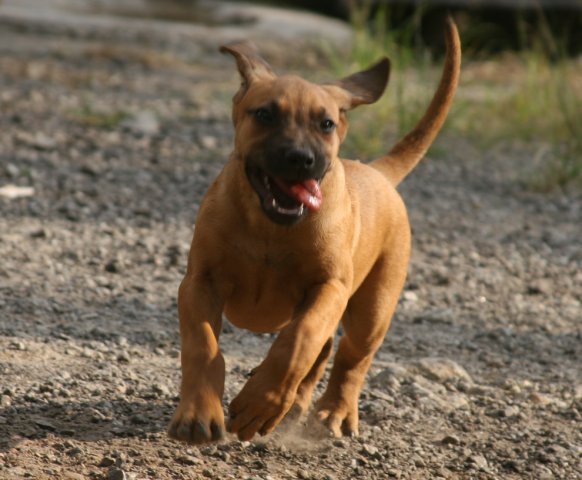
[221,41,390,226]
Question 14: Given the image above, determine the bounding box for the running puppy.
[169,19,461,443]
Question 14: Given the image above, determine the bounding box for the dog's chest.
[221,251,305,333]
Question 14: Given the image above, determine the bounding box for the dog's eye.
[320,119,336,133]
[254,108,274,124]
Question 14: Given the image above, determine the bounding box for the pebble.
[117,351,131,363]
[107,468,127,480]
[199,135,218,150]
[402,290,418,302]
[416,357,473,384]
[177,454,202,465]
[503,405,520,418]
[441,434,461,446]
[63,473,85,480]
[360,444,380,458]
[468,454,488,470]
[151,383,171,397]
[8,341,26,351]
[122,110,160,136]
[99,456,116,467]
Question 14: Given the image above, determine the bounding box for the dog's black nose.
[284,148,315,171]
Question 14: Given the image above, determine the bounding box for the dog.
[168,18,460,444]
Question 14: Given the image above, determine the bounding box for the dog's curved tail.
[370,17,461,187]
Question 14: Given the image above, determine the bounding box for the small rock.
[217,451,230,462]
[441,434,461,446]
[104,259,120,273]
[199,135,218,150]
[526,279,552,295]
[18,131,57,150]
[177,454,201,465]
[416,357,473,384]
[63,473,85,480]
[402,290,418,302]
[34,417,57,431]
[98,456,116,467]
[5,162,19,177]
[370,363,410,386]
[117,351,131,363]
[502,459,523,472]
[468,454,488,470]
[29,228,47,239]
[122,111,159,136]
[107,468,127,480]
[67,447,83,457]
[529,392,567,408]
[8,341,26,351]
[200,445,217,456]
[503,405,520,418]
[130,414,148,425]
[0,184,34,200]
[360,444,380,458]
[536,465,554,480]
[152,383,170,397]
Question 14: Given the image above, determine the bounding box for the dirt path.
[1,8,581,480]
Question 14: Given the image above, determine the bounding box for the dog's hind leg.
[313,248,409,437]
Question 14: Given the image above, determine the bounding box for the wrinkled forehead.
[243,75,338,116]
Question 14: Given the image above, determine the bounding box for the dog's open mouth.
[246,166,322,224]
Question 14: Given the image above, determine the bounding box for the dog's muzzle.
[246,165,323,226]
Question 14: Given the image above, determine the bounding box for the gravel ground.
[1,11,581,480]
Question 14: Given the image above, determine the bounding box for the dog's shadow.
[0,397,175,451]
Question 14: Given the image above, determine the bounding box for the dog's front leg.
[168,272,226,444]
[228,279,350,441]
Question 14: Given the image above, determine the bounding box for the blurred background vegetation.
[13,0,578,189]
[230,0,582,190]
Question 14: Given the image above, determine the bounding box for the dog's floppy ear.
[327,57,390,109]
[220,41,275,102]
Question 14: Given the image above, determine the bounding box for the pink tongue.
[273,178,322,212]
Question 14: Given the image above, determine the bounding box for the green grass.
[326,4,582,188]
[452,51,582,190]
[325,4,435,161]
[69,101,128,129]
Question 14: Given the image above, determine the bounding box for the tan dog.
[168,19,461,444]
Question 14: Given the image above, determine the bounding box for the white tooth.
[270,197,304,216]
[276,205,303,215]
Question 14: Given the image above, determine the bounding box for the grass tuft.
[69,101,128,129]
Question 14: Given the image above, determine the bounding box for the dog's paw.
[228,373,294,441]
[168,399,225,444]
[311,396,359,438]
